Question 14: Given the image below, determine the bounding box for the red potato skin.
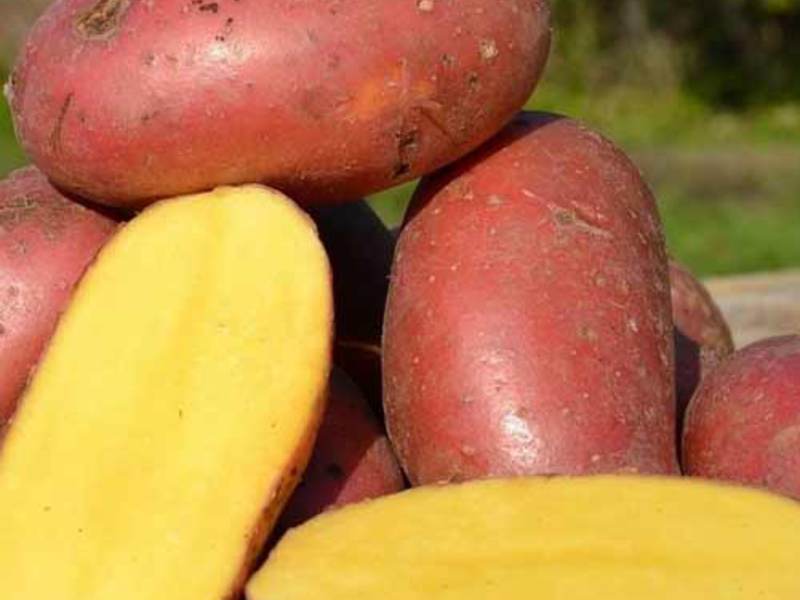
[9,0,552,208]
[307,202,395,414]
[683,335,800,500]
[384,112,679,485]
[275,369,405,536]
[670,260,734,428]
[0,166,118,424]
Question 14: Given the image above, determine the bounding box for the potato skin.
[275,369,405,536]
[670,260,734,428]
[683,335,800,500]
[307,202,394,413]
[9,0,552,208]
[0,166,117,424]
[384,112,678,485]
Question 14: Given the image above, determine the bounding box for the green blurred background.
[2,0,799,276]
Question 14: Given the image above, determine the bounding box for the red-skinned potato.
[683,335,800,500]
[275,369,404,537]
[9,0,552,208]
[670,260,734,429]
[307,202,394,413]
[0,166,118,424]
[384,112,678,485]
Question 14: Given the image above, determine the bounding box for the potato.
[275,369,404,538]
[683,335,800,500]
[9,0,552,208]
[308,202,395,412]
[384,112,678,485]
[0,186,332,600]
[0,166,118,424]
[670,259,734,428]
[248,476,800,599]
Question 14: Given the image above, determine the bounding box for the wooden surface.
[705,269,800,348]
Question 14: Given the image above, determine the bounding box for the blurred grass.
[661,190,800,276]
[0,92,25,175]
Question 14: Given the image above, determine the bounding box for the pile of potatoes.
[1,1,799,598]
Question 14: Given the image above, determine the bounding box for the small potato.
[683,335,800,500]
[275,369,404,537]
[669,260,734,429]
[384,112,678,485]
[0,166,118,423]
[9,0,552,207]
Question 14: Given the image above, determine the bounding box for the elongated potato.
[670,260,734,427]
[384,112,678,485]
[9,0,552,207]
[275,369,404,538]
[0,186,332,600]
[0,166,118,423]
[683,335,800,500]
[308,202,395,412]
[248,476,800,599]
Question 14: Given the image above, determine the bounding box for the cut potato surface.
[0,186,332,600]
[249,476,800,599]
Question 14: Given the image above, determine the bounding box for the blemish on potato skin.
[75,0,131,39]
[552,206,613,239]
[189,0,219,13]
[392,128,419,178]
[416,0,435,12]
[487,195,504,207]
[467,72,480,92]
[49,94,74,154]
[0,197,38,229]
[215,17,235,42]
[479,39,499,61]
[578,325,598,343]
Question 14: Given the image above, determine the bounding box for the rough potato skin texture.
[384,112,678,485]
[274,369,404,538]
[9,0,552,208]
[0,166,117,424]
[670,260,734,430]
[307,202,394,413]
[683,335,800,500]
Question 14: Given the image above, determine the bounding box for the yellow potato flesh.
[0,185,332,600]
[249,476,800,599]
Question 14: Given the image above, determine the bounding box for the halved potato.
[249,476,800,599]
[0,185,332,600]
